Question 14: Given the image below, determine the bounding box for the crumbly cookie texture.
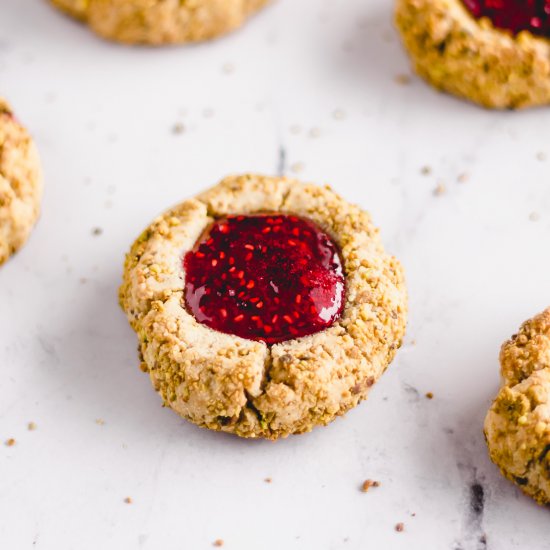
[50,0,269,45]
[119,174,408,440]
[395,0,550,109]
[485,308,550,504]
[0,99,42,267]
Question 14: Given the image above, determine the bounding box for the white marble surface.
[1,0,550,548]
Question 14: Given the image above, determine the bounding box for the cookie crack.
[261,345,273,390]
[237,346,274,433]
[279,185,293,211]
[243,390,264,423]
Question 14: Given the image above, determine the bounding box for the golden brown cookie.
[50,0,269,45]
[0,99,42,267]
[395,0,550,109]
[485,308,550,504]
[119,174,408,440]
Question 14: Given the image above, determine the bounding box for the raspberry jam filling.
[462,0,550,37]
[184,214,345,344]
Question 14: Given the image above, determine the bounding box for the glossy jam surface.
[184,214,345,344]
[462,0,550,37]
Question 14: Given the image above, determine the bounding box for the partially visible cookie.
[395,0,550,109]
[485,308,550,504]
[0,99,42,266]
[50,0,269,45]
[119,174,408,440]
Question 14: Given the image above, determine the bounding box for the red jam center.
[184,214,345,344]
[462,0,550,36]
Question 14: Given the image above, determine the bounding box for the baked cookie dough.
[0,99,42,266]
[119,174,408,440]
[395,0,550,109]
[50,0,269,45]
[485,308,550,504]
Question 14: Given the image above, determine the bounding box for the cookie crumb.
[361,479,380,492]
[420,166,432,176]
[332,109,346,121]
[395,523,405,532]
[457,172,469,183]
[433,183,446,196]
[395,74,411,85]
[425,392,434,399]
[95,418,105,426]
[529,211,540,222]
[222,63,234,75]
[291,162,305,174]
[264,477,272,483]
[92,227,103,237]
[309,127,322,139]
[536,151,547,161]
[27,422,37,431]
[5,438,15,447]
[124,497,133,504]
[172,122,185,135]
[213,539,224,547]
